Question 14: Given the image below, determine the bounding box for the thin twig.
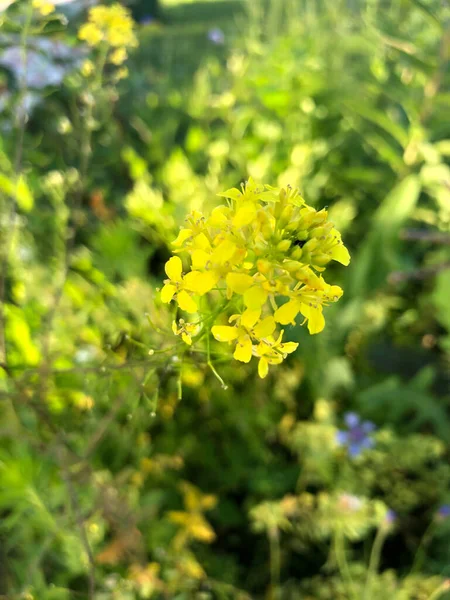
[58,447,96,600]
[82,393,128,459]
[400,230,450,245]
[388,261,450,284]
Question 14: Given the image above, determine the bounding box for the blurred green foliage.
[0,0,450,598]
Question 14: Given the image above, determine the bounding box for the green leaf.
[0,173,34,212]
[350,175,421,296]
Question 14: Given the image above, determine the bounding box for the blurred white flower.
[0,0,16,11]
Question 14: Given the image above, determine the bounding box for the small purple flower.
[437,505,450,520]
[336,412,375,457]
[207,27,225,45]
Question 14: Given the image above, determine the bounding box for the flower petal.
[191,249,210,269]
[226,272,254,294]
[300,304,325,334]
[233,335,252,363]
[211,326,239,342]
[165,256,183,282]
[177,290,198,313]
[274,300,300,325]
[233,202,257,228]
[243,286,268,309]
[161,283,177,304]
[240,308,261,330]
[258,357,269,379]
[211,239,237,265]
[330,242,351,266]
[217,187,242,201]
[181,332,192,345]
[253,316,276,338]
[184,271,216,295]
[172,228,192,246]
[279,341,298,354]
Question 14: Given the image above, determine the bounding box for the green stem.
[364,525,387,600]
[207,328,227,389]
[334,529,358,600]
[410,519,436,575]
[426,581,450,600]
[269,527,281,599]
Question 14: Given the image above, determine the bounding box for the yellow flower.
[114,67,129,81]
[167,482,217,551]
[274,278,343,334]
[110,47,127,65]
[161,256,216,313]
[218,176,271,204]
[172,319,200,346]
[161,179,350,378]
[81,59,95,77]
[161,256,197,313]
[78,4,137,49]
[212,310,277,364]
[254,331,298,378]
[32,0,54,15]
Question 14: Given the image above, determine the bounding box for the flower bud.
[313,253,331,267]
[257,259,271,274]
[277,239,291,252]
[291,247,303,260]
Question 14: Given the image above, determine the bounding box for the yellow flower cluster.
[78,3,137,50]
[161,179,350,378]
[32,0,54,15]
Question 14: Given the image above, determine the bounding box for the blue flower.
[336,412,375,457]
[437,504,450,519]
[140,15,155,26]
[385,509,397,525]
[207,27,225,45]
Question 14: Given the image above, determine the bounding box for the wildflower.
[385,509,397,525]
[337,493,363,512]
[32,0,55,15]
[208,27,225,45]
[109,47,127,65]
[336,412,375,457]
[161,178,350,378]
[78,4,138,49]
[172,319,200,346]
[140,15,156,26]
[160,256,215,313]
[81,59,94,77]
[168,482,217,551]
[437,505,450,520]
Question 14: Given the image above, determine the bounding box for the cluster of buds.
[161,179,350,378]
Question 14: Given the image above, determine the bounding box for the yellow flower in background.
[78,3,137,49]
[161,179,350,378]
[168,482,217,551]
[80,59,94,77]
[110,47,128,65]
[32,0,54,15]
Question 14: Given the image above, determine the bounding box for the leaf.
[0,173,34,212]
[344,102,409,148]
[432,269,450,333]
[350,175,421,296]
